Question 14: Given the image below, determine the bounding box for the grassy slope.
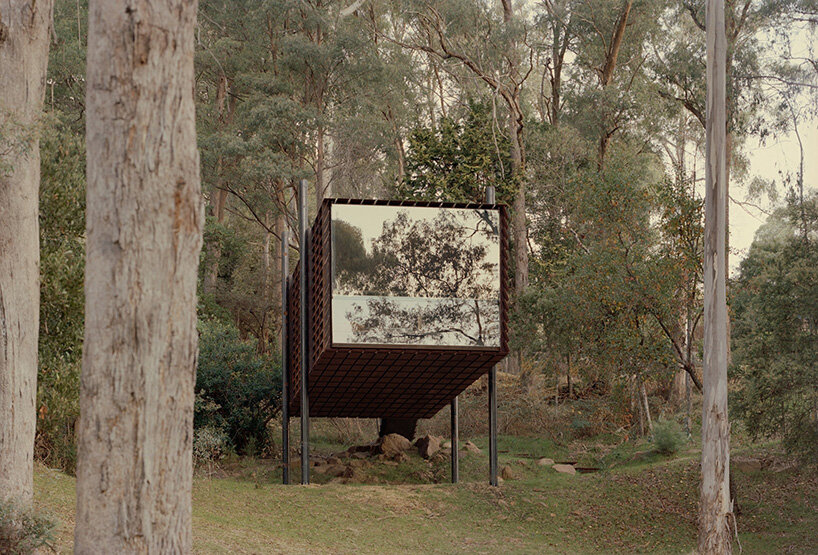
[34,436,817,554]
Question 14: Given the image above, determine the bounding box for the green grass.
[33,435,818,554]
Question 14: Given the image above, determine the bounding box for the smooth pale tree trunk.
[75,0,202,551]
[596,0,633,170]
[0,0,52,504]
[640,380,653,433]
[699,0,732,552]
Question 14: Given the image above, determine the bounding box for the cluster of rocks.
[308,433,486,483]
[308,433,578,483]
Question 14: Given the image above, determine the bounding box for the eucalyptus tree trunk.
[75,0,202,551]
[596,0,633,170]
[699,0,732,552]
[0,0,53,504]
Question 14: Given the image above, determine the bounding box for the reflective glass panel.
[331,204,501,347]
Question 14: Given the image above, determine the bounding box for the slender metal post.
[450,398,459,483]
[298,179,310,484]
[489,367,498,486]
[281,230,290,485]
[486,185,498,487]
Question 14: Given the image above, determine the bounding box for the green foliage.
[193,426,232,464]
[36,112,85,473]
[653,419,686,455]
[398,100,516,203]
[196,319,282,455]
[732,198,818,464]
[0,499,57,555]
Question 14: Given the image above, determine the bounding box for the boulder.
[326,456,343,465]
[441,440,452,449]
[552,464,576,475]
[377,433,412,457]
[536,457,555,467]
[463,441,482,454]
[501,465,515,480]
[415,434,442,459]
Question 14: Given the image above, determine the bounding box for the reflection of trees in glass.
[334,208,499,298]
[332,207,500,346]
[345,297,499,346]
[332,220,378,285]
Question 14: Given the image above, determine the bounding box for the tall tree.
[376,0,531,296]
[75,0,203,550]
[0,0,54,503]
[733,199,818,465]
[699,0,732,551]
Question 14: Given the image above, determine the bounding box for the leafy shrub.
[34,359,80,473]
[36,112,85,473]
[0,499,57,554]
[193,426,231,464]
[653,419,686,455]
[196,319,281,455]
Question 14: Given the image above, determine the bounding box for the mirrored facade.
[331,204,501,347]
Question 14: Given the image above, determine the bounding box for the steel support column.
[281,230,290,484]
[486,185,498,487]
[451,397,459,483]
[298,179,310,484]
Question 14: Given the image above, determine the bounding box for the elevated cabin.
[287,198,509,419]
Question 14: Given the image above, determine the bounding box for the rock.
[349,458,370,469]
[415,434,442,459]
[381,460,399,467]
[733,458,763,473]
[431,450,449,464]
[463,441,482,454]
[350,451,370,460]
[537,458,555,467]
[317,464,347,478]
[347,443,375,455]
[393,451,409,463]
[552,464,576,475]
[377,433,412,457]
[441,440,452,449]
[501,465,515,480]
[326,456,343,465]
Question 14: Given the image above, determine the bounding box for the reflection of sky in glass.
[330,205,501,347]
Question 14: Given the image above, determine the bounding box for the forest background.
[35,0,818,472]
